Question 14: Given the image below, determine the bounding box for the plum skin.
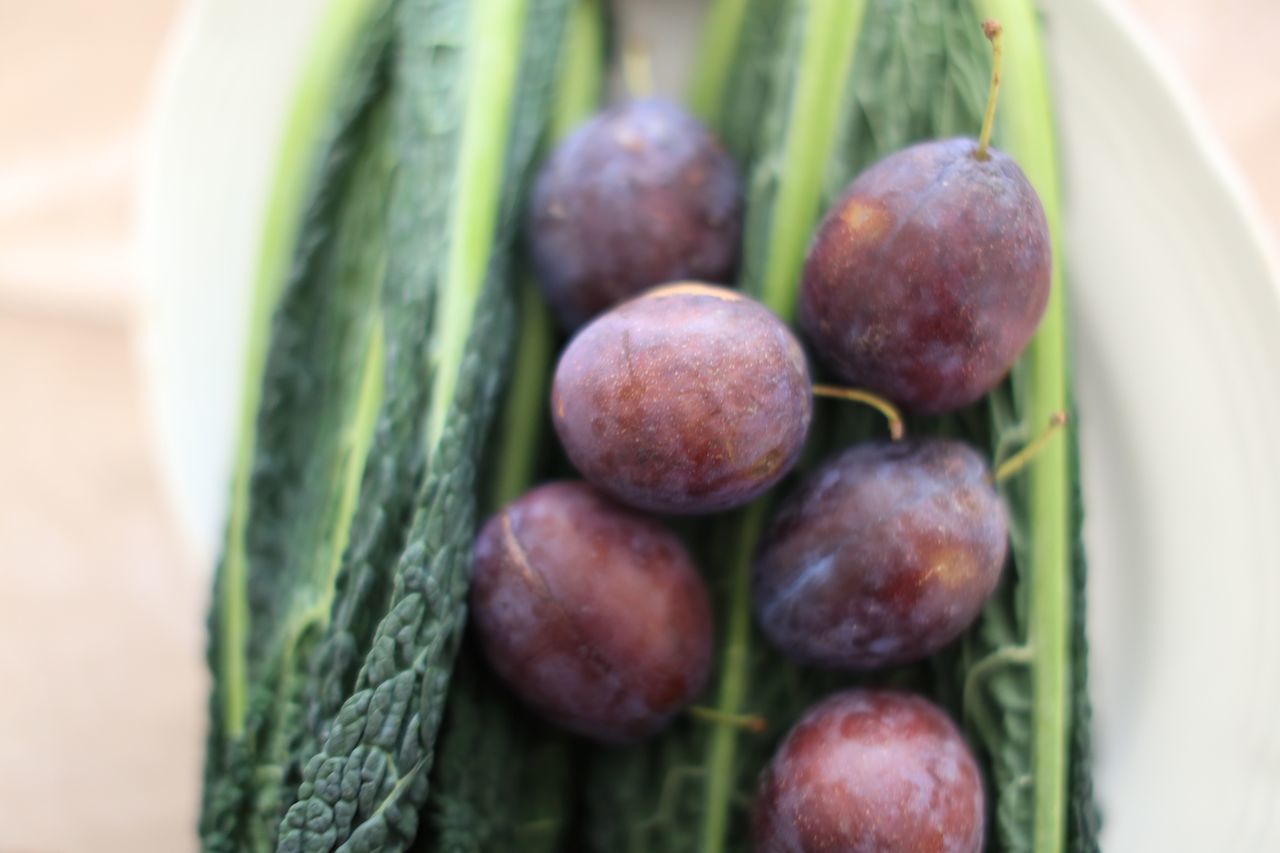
[800,137,1051,414]
[753,689,985,853]
[469,481,713,743]
[551,283,812,515]
[754,438,1006,669]
[527,97,743,330]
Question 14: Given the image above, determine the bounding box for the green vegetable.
[584,1,1097,851]
[687,0,751,129]
[201,4,397,847]
[417,651,575,853]
[420,2,606,849]
[489,0,606,509]
[200,1,571,850]
[961,1,1101,850]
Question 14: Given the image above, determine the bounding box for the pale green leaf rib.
[698,3,868,852]
[698,501,765,853]
[301,316,386,630]
[688,0,751,127]
[756,0,867,318]
[220,0,387,740]
[491,283,556,508]
[427,0,532,453]
[491,0,604,508]
[549,0,605,141]
[976,2,1071,850]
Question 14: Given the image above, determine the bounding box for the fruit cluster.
[471,22,1055,852]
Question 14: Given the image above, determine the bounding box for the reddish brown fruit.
[754,439,1007,670]
[551,283,812,515]
[800,138,1051,414]
[753,689,985,853]
[469,482,713,743]
[527,98,743,330]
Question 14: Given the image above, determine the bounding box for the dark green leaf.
[417,1,605,847]
[202,0,572,850]
[201,6,398,848]
[275,0,571,848]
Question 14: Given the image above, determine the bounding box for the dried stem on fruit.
[977,20,1004,160]
[811,383,906,440]
[623,43,654,99]
[994,411,1068,482]
[689,705,768,734]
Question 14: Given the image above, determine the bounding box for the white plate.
[1055,3,1280,849]
[137,0,1280,848]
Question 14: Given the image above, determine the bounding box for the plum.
[799,22,1049,414]
[551,283,812,515]
[754,439,1006,669]
[469,481,713,743]
[526,98,743,330]
[753,689,985,853]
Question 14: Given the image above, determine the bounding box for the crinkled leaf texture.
[201,1,571,851]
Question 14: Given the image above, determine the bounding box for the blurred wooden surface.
[0,4,203,851]
[1126,0,1280,238]
[0,0,1276,849]
[0,313,202,851]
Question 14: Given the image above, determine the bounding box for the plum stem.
[623,42,654,99]
[689,705,768,734]
[994,411,1068,482]
[811,384,905,440]
[977,20,1004,160]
